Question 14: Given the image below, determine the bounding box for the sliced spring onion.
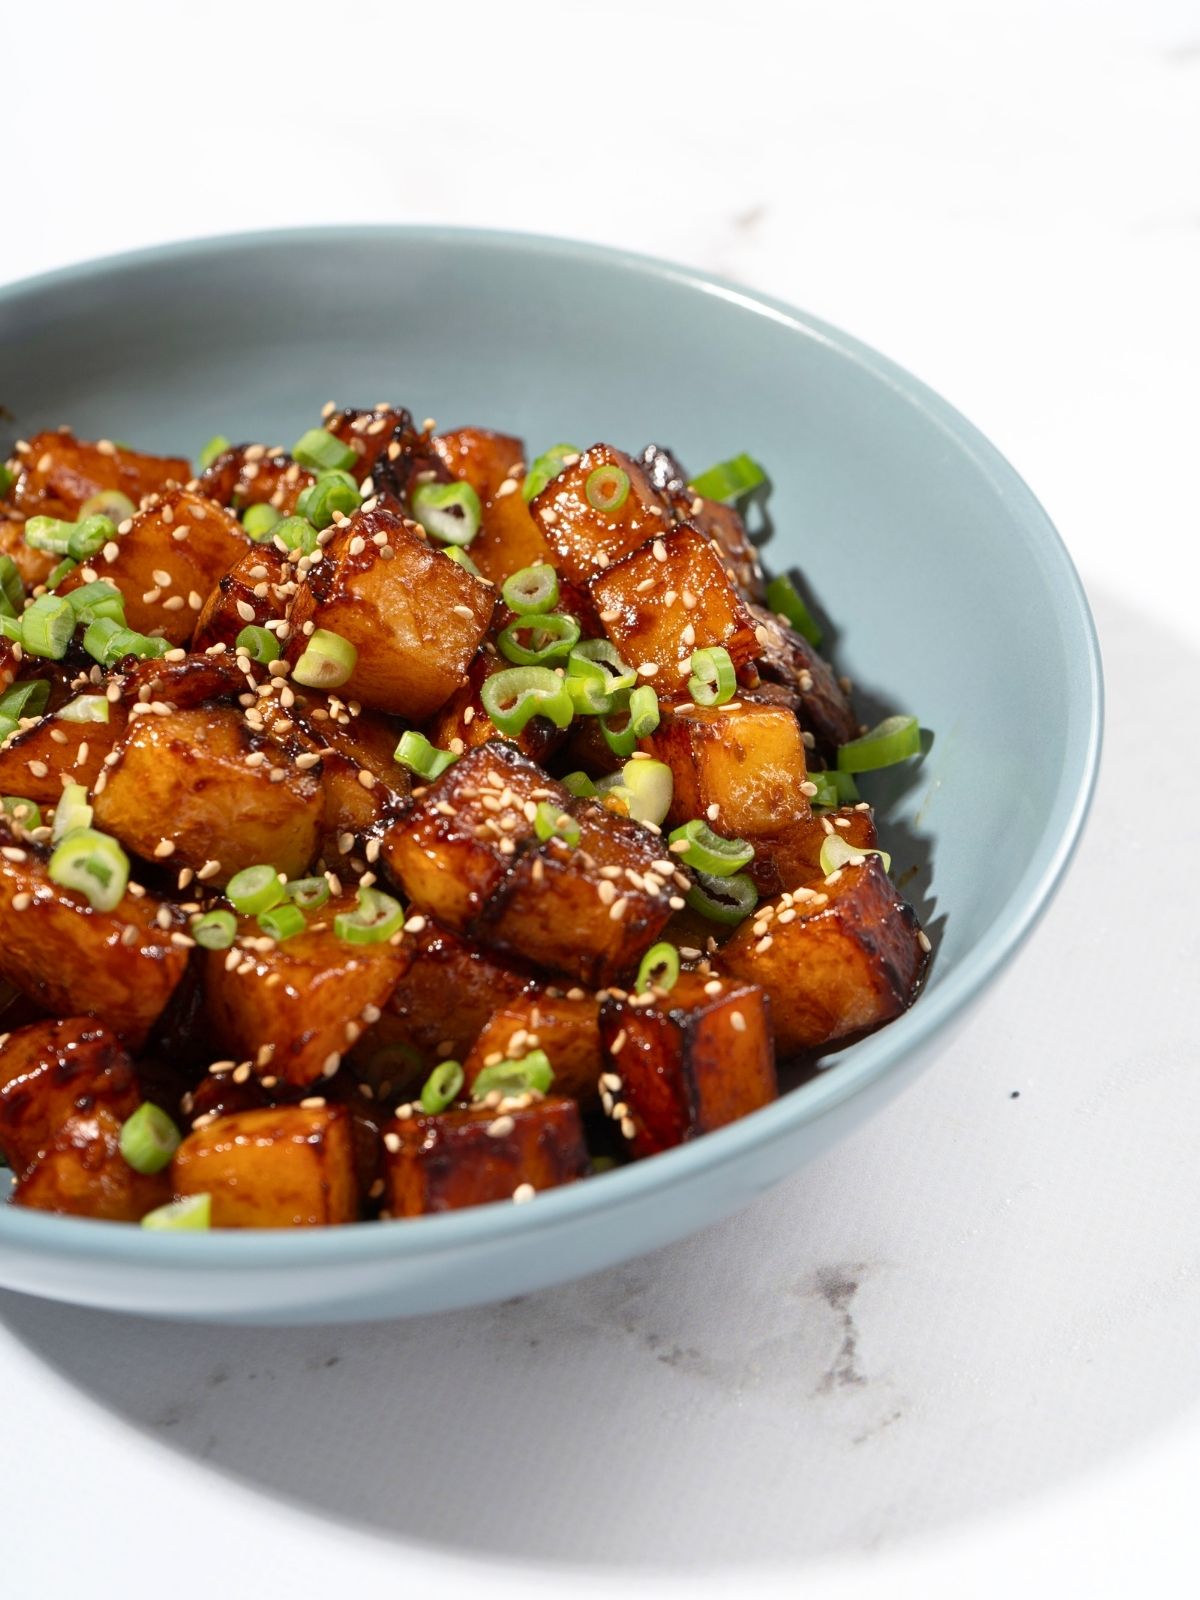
[636,941,680,994]
[66,580,125,624]
[286,876,330,912]
[298,470,361,530]
[765,573,822,647]
[600,684,659,757]
[442,545,482,576]
[45,558,77,591]
[0,713,18,740]
[411,481,482,547]
[585,463,630,514]
[0,555,23,618]
[20,594,76,659]
[292,628,357,689]
[0,462,14,498]
[533,801,581,847]
[257,901,306,942]
[273,514,320,555]
[561,770,598,798]
[0,680,50,721]
[198,434,231,471]
[394,729,457,781]
[79,490,136,523]
[688,453,767,503]
[82,619,168,666]
[235,624,279,664]
[836,714,922,774]
[470,1048,554,1101]
[598,759,674,826]
[48,826,129,911]
[334,885,404,945]
[818,832,892,877]
[242,502,281,541]
[0,615,23,644]
[419,1059,464,1114]
[668,818,754,877]
[226,863,285,916]
[566,656,618,716]
[52,783,93,843]
[292,427,357,474]
[807,768,860,809]
[142,1193,211,1231]
[685,868,758,925]
[191,908,238,950]
[522,443,578,502]
[480,666,573,736]
[688,645,736,707]
[23,515,75,555]
[119,1102,181,1175]
[497,610,580,667]
[67,514,115,560]
[1,796,42,829]
[501,563,559,616]
[568,638,636,694]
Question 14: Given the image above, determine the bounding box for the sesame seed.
[610,1029,627,1053]
[637,662,660,678]
[383,1131,401,1154]
[235,600,256,622]
[619,1116,637,1140]
[487,1115,515,1138]
[321,1052,341,1077]
[704,979,723,996]
[917,930,932,952]
[609,896,628,921]
[730,1010,747,1032]
[452,604,475,620]
[11,891,31,911]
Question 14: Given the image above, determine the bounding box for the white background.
[3,1,1200,1594]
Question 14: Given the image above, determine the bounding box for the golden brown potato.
[647,700,812,836]
[589,526,759,689]
[0,515,55,588]
[92,705,322,882]
[748,805,878,893]
[11,1107,170,1220]
[197,445,314,515]
[0,1017,139,1175]
[597,971,776,1158]
[422,651,564,765]
[384,1095,587,1215]
[11,431,189,520]
[201,893,410,1088]
[284,508,494,719]
[327,406,437,507]
[677,495,767,602]
[285,695,409,846]
[719,857,928,1055]
[463,991,601,1106]
[172,1103,359,1227]
[749,604,859,757]
[433,427,556,583]
[531,444,675,584]
[192,542,290,652]
[0,700,125,804]
[0,827,189,1049]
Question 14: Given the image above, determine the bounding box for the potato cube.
[12,1107,170,1220]
[647,700,812,835]
[530,444,675,584]
[286,699,410,846]
[192,542,290,651]
[284,508,494,719]
[597,971,776,1158]
[197,445,314,515]
[749,805,879,893]
[0,701,125,804]
[681,496,767,602]
[384,1095,587,1215]
[0,1017,138,1175]
[749,604,859,758]
[11,431,189,520]
[719,857,928,1055]
[433,427,556,582]
[172,1104,359,1227]
[463,990,601,1106]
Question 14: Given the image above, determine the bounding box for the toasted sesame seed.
[619,1116,637,1140]
[487,1115,516,1138]
[730,1010,747,1032]
[383,1131,401,1154]
[917,930,932,952]
[11,891,32,911]
[512,1182,535,1203]
[609,1029,627,1054]
[609,896,628,921]
[321,1052,341,1078]
[235,600,256,622]
[637,661,660,678]
[704,979,723,996]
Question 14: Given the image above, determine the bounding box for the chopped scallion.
[818,832,892,877]
[470,1048,554,1101]
[685,868,758,925]
[242,502,281,541]
[191,909,238,950]
[47,826,130,911]
[20,594,76,659]
[226,863,285,916]
[480,666,573,736]
[0,556,25,618]
[836,714,922,774]
[501,563,559,616]
[66,580,125,625]
[235,624,279,664]
[419,1059,464,1114]
[688,645,736,707]
[765,573,822,647]
[668,818,754,877]
[142,1193,211,1231]
[410,481,482,547]
[286,876,330,912]
[273,514,320,555]
[52,783,93,843]
[807,768,860,810]
[297,470,361,530]
[292,628,357,689]
[584,463,630,514]
[533,801,581,847]
[257,902,306,942]
[688,453,767,503]
[0,680,50,721]
[636,941,680,994]
[119,1102,181,1175]
[522,443,578,503]
[334,885,404,945]
[497,610,580,667]
[292,427,357,474]
[1,796,42,829]
[198,434,231,471]
[78,490,136,523]
[394,730,457,781]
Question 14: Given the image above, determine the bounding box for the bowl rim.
[0,223,1103,1271]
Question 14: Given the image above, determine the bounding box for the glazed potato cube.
[0,1017,138,1175]
[597,971,776,1158]
[0,827,189,1049]
[463,991,601,1106]
[749,805,879,893]
[719,857,928,1055]
[202,893,409,1088]
[285,508,494,718]
[92,705,322,882]
[680,496,767,602]
[192,542,290,651]
[384,1095,587,1215]
[749,604,859,758]
[12,1107,170,1220]
[433,427,556,583]
[480,799,675,986]
[329,406,420,486]
[0,515,56,588]
[530,444,675,584]
[58,488,248,645]
[197,445,314,515]
[648,701,812,835]
[11,430,189,520]
[284,698,410,845]
[589,527,758,687]
[172,1104,359,1227]
[423,651,564,765]
[121,649,249,709]
[0,700,125,804]
[380,740,552,933]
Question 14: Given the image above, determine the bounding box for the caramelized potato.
[589,526,759,688]
[423,651,563,765]
[286,697,409,844]
[749,604,859,757]
[284,508,494,719]
[12,1106,170,1219]
[0,701,125,804]
[719,857,928,1055]
[11,431,189,520]
[92,706,322,881]
[681,496,767,602]
[197,445,314,515]
[0,515,55,588]
[0,827,188,1048]
[463,991,601,1105]
[202,893,409,1088]
[530,444,675,584]
[648,700,812,836]
[172,1104,358,1227]
[326,406,436,506]
[749,805,878,893]
[433,427,556,582]
[192,542,290,651]
[384,1095,587,1215]
[0,1017,138,1175]
[597,971,776,1158]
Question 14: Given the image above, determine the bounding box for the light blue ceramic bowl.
[0,228,1101,1324]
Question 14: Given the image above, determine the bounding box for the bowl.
[0,227,1102,1324]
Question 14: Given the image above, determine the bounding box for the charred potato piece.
[11,431,189,520]
[0,1017,138,1174]
[423,651,563,765]
[202,893,409,1089]
[285,508,494,719]
[0,826,188,1049]
[197,445,314,515]
[92,706,322,882]
[384,1095,587,1215]
[326,407,442,508]
[0,515,55,588]
[647,700,812,836]
[380,740,553,933]
[12,1107,170,1220]
[678,496,766,602]
[720,857,928,1055]
[749,604,858,757]
[433,427,556,583]
[480,799,675,986]
[172,1104,359,1227]
[748,805,878,893]
[121,650,249,709]
[192,542,290,651]
[58,488,248,645]
[597,971,776,1158]
[590,527,759,689]
[530,444,675,584]
[0,700,125,804]
[463,991,601,1106]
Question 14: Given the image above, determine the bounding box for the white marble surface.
[4,1,1200,1593]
